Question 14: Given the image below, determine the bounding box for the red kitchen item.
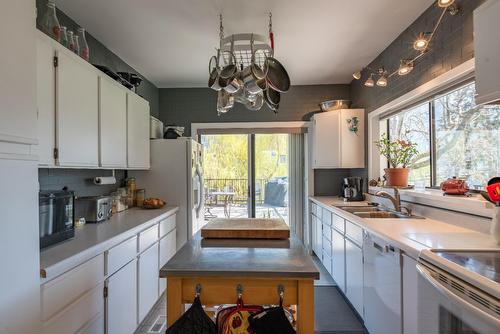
[486,182,500,202]
[440,176,470,195]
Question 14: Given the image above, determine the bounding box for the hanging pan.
[265,56,290,93]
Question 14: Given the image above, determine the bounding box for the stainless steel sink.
[338,206,382,213]
[354,211,424,219]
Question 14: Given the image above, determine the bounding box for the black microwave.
[39,190,75,249]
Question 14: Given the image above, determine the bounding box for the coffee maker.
[341,177,365,201]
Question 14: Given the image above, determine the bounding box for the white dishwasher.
[363,232,402,334]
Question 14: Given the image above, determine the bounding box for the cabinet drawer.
[322,209,332,226]
[311,202,318,216]
[159,230,176,294]
[332,213,345,234]
[42,283,104,334]
[345,220,363,247]
[139,224,159,253]
[322,235,332,257]
[42,254,104,321]
[106,236,137,276]
[159,215,176,238]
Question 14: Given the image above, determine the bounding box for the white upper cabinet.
[56,49,99,167]
[36,36,56,166]
[311,109,364,169]
[0,0,37,146]
[474,0,500,105]
[99,77,127,168]
[127,93,150,169]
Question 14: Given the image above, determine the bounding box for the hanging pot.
[265,56,290,93]
[217,90,234,114]
[244,92,264,111]
[208,50,222,91]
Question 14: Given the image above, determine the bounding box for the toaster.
[75,196,113,223]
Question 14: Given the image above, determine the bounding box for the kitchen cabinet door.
[76,313,104,334]
[159,229,176,294]
[311,214,317,255]
[56,49,99,167]
[345,238,364,318]
[402,254,418,334]
[138,243,159,322]
[339,109,365,168]
[313,216,323,257]
[331,228,346,293]
[474,0,500,105]
[99,77,127,168]
[127,93,150,169]
[36,35,56,166]
[106,259,137,334]
[312,111,341,168]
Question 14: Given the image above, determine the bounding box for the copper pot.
[440,176,469,195]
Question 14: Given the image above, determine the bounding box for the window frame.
[383,78,490,190]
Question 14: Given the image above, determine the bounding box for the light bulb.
[364,74,375,87]
[353,71,362,80]
[398,60,414,76]
[413,34,429,51]
[438,0,455,8]
[376,75,388,87]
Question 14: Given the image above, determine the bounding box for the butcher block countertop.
[160,232,319,279]
[201,218,290,239]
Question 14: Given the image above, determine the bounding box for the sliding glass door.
[200,133,290,224]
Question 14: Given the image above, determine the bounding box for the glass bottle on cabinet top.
[41,1,61,42]
[67,30,75,52]
[59,26,68,48]
[77,27,90,61]
[74,35,80,55]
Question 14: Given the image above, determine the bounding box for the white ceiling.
[57,0,434,88]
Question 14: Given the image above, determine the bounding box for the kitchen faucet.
[375,188,412,215]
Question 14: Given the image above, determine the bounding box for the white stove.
[417,249,500,334]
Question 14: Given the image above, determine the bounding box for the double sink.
[335,205,424,219]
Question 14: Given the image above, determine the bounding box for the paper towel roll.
[93,176,116,185]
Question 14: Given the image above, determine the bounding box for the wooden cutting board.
[201,218,290,239]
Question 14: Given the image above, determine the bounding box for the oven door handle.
[416,263,500,327]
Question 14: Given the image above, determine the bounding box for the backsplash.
[38,169,126,197]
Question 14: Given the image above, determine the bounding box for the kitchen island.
[160,233,319,333]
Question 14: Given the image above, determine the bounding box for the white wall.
[0,1,40,333]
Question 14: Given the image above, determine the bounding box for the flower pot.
[384,168,410,187]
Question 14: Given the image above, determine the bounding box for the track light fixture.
[364,74,375,87]
[353,0,458,88]
[437,0,455,8]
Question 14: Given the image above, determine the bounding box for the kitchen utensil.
[265,56,290,93]
[217,90,234,114]
[220,72,242,94]
[201,218,290,239]
[486,182,500,202]
[440,176,470,195]
[165,295,217,334]
[208,50,222,91]
[319,99,351,112]
[244,92,264,111]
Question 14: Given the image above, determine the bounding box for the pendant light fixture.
[364,74,375,87]
[398,59,414,76]
[351,0,458,88]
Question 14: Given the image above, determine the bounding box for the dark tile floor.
[136,256,365,334]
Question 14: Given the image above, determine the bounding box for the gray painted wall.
[36,0,160,117]
[39,169,126,197]
[350,0,483,112]
[158,85,350,136]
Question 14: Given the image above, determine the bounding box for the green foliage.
[375,134,419,168]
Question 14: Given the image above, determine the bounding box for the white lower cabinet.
[345,237,364,318]
[331,228,346,293]
[106,259,137,334]
[42,283,104,334]
[402,254,418,334]
[138,243,160,322]
[159,229,177,294]
[76,313,104,334]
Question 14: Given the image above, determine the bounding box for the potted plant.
[374,134,418,187]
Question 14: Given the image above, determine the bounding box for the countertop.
[160,232,320,279]
[40,206,179,282]
[310,196,498,259]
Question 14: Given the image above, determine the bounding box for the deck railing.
[204,178,266,205]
